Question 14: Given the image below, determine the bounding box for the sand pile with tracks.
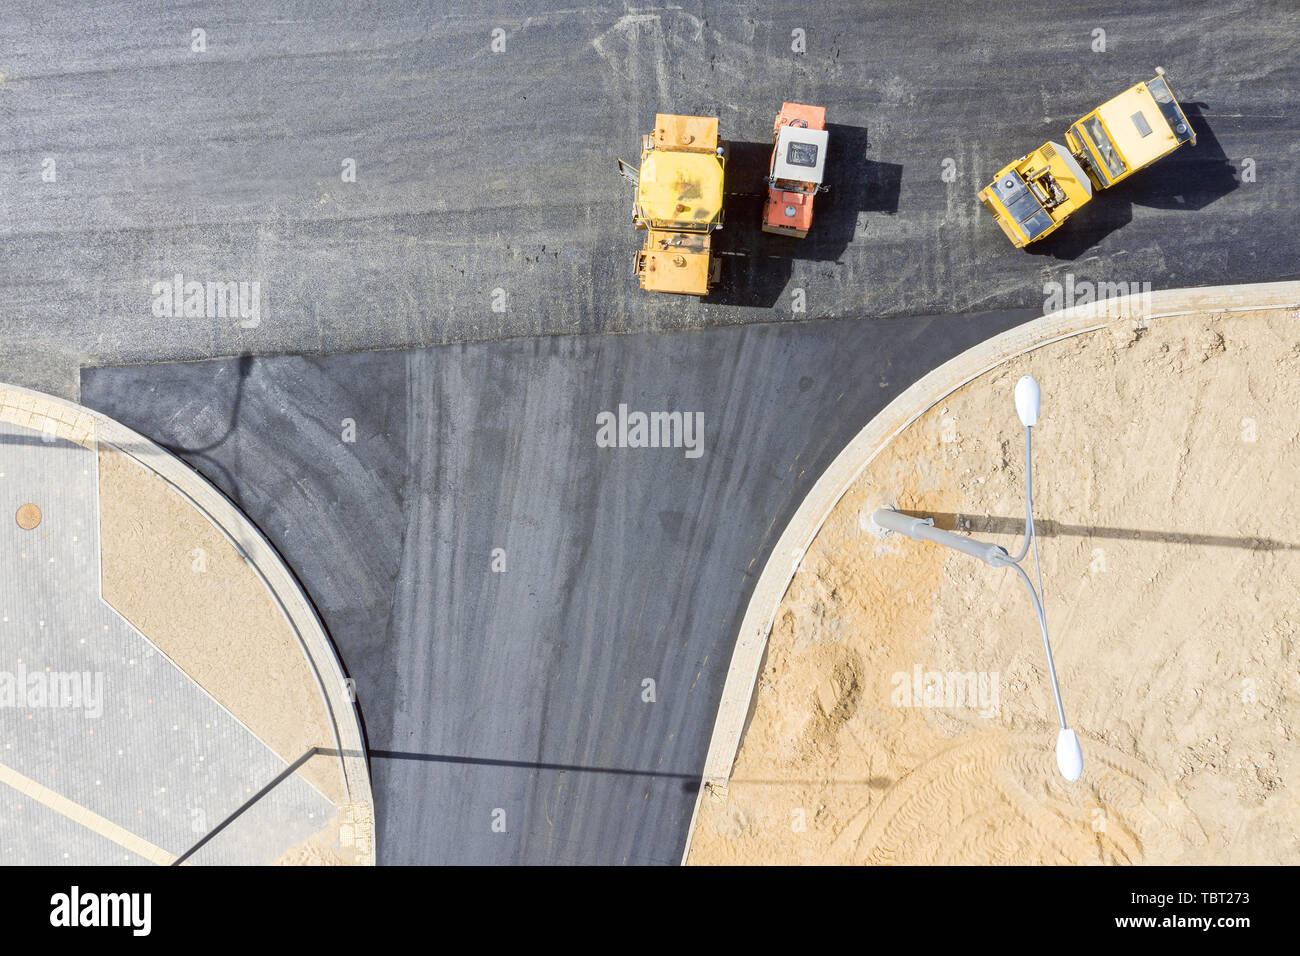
[689,308,1299,865]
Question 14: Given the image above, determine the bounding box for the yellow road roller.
[980,68,1196,247]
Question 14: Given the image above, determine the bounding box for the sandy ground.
[97,446,362,862]
[689,308,1300,865]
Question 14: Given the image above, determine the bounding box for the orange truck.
[763,103,829,238]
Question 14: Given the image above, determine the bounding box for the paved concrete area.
[1,0,1296,399]
[82,307,1041,864]
[0,783,141,866]
[0,419,334,864]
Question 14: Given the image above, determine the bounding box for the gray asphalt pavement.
[2,0,1297,398]
[81,307,1037,863]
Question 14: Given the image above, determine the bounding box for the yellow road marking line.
[0,761,177,866]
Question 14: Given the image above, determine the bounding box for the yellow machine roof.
[637,150,723,225]
[981,141,1094,246]
[652,114,718,151]
[1091,83,1178,173]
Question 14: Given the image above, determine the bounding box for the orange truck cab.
[763,103,828,238]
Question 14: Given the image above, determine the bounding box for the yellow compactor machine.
[620,114,727,295]
[979,68,1196,247]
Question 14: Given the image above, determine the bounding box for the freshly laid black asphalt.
[3,0,1297,397]
[82,307,1036,863]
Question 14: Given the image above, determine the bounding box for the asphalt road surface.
[82,307,1037,864]
[3,0,1298,398]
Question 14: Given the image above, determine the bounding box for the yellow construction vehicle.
[980,68,1196,247]
[618,114,727,295]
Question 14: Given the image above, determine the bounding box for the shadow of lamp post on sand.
[872,376,1084,782]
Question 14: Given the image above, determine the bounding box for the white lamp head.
[1015,375,1041,427]
[1056,728,1083,781]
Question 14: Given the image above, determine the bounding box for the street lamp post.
[872,375,1083,782]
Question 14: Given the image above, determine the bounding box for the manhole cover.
[16,503,41,530]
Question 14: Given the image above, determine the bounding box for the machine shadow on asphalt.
[1129,103,1240,212]
[1028,103,1238,261]
[710,124,901,308]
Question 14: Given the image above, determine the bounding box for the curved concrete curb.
[683,280,1300,863]
[0,382,375,865]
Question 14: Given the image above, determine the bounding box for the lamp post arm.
[871,509,1009,567]
[1006,559,1067,730]
[1010,425,1034,563]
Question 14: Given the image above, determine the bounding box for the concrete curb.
[0,382,375,865]
[682,280,1300,864]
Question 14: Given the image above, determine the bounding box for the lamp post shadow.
[906,512,1300,552]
